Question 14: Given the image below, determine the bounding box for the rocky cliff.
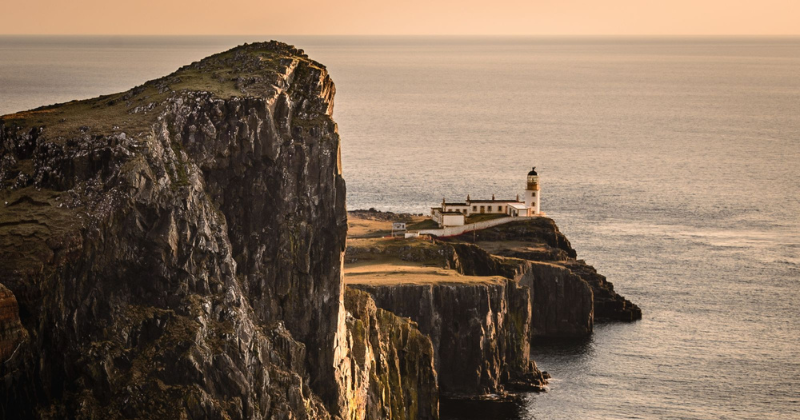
[444,218,642,324]
[446,242,594,338]
[343,229,548,398]
[0,41,435,420]
[349,279,547,398]
[344,289,438,420]
[346,211,639,345]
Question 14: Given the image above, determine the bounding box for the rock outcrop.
[0,283,36,419]
[0,42,436,420]
[446,243,593,338]
[349,278,548,398]
[516,261,594,337]
[0,283,26,368]
[344,289,438,420]
[444,218,642,324]
[345,212,639,343]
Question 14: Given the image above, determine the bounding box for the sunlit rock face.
[349,278,548,398]
[0,41,437,420]
[344,289,438,420]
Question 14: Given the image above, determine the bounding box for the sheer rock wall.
[0,41,437,420]
[348,280,547,398]
[344,289,438,420]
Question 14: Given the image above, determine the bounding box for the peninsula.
[0,41,640,419]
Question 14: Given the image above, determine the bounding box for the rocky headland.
[0,41,640,419]
[454,217,642,324]
[344,209,641,401]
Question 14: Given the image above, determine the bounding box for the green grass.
[0,41,317,143]
[407,219,439,231]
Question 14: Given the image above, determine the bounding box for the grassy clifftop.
[1,41,326,142]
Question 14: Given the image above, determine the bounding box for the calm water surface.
[1,36,799,419]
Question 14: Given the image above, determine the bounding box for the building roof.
[509,203,528,210]
[444,202,468,206]
[528,167,538,176]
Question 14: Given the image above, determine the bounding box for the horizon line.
[2,33,799,38]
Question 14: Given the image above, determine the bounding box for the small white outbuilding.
[441,212,465,227]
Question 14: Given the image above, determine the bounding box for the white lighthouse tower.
[524,167,541,216]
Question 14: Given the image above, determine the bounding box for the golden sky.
[3,0,799,35]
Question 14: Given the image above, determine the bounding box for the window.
[532,192,535,197]
[473,206,477,211]
[533,192,536,197]
[488,206,492,211]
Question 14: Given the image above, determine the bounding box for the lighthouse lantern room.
[524,167,541,216]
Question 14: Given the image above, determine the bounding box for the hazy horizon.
[3,0,798,36]
[3,34,800,38]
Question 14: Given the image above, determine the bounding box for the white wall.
[418,216,533,237]
[442,213,465,227]
[465,201,517,216]
[442,204,470,215]
[524,177,541,216]
[431,208,442,223]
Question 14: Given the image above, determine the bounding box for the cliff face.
[0,283,25,368]
[516,262,593,337]
[445,218,642,325]
[348,279,547,398]
[0,282,35,419]
[344,289,438,420]
[0,42,434,420]
[447,243,593,338]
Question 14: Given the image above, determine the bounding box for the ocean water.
[1,36,799,419]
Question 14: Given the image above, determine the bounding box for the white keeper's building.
[431,167,542,227]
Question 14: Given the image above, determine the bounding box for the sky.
[2,0,798,36]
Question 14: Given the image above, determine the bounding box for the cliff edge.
[452,217,642,324]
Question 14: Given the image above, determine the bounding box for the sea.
[1,36,798,420]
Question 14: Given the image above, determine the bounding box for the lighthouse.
[524,167,540,216]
